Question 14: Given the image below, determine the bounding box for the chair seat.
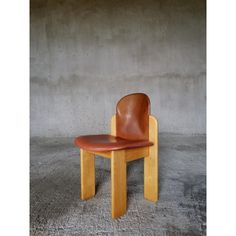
[74,134,153,152]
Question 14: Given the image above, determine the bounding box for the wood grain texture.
[89,151,111,158]
[111,114,116,136]
[80,149,95,200]
[89,147,149,161]
[125,147,149,162]
[81,114,157,219]
[144,115,158,202]
[111,150,127,218]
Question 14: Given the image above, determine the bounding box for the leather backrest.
[116,93,150,140]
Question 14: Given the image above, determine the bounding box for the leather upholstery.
[74,134,152,152]
[116,93,150,140]
[74,93,152,152]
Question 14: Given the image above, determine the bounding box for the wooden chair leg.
[144,145,158,202]
[80,149,95,200]
[111,150,127,218]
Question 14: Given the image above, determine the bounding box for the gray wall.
[30,0,206,137]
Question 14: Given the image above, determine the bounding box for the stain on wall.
[30,0,206,137]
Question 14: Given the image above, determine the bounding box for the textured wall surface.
[30,0,206,137]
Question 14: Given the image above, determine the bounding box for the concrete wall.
[30,0,206,137]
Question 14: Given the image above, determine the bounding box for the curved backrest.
[116,93,150,140]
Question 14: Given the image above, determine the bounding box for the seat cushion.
[74,134,153,152]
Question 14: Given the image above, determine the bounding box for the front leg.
[111,150,127,218]
[80,149,95,200]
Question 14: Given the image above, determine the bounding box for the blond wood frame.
[80,115,158,218]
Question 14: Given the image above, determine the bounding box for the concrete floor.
[30,134,206,236]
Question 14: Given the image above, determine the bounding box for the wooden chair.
[74,93,158,218]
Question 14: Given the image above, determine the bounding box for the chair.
[74,93,158,218]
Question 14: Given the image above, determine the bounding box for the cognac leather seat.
[74,134,153,152]
[75,93,153,152]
